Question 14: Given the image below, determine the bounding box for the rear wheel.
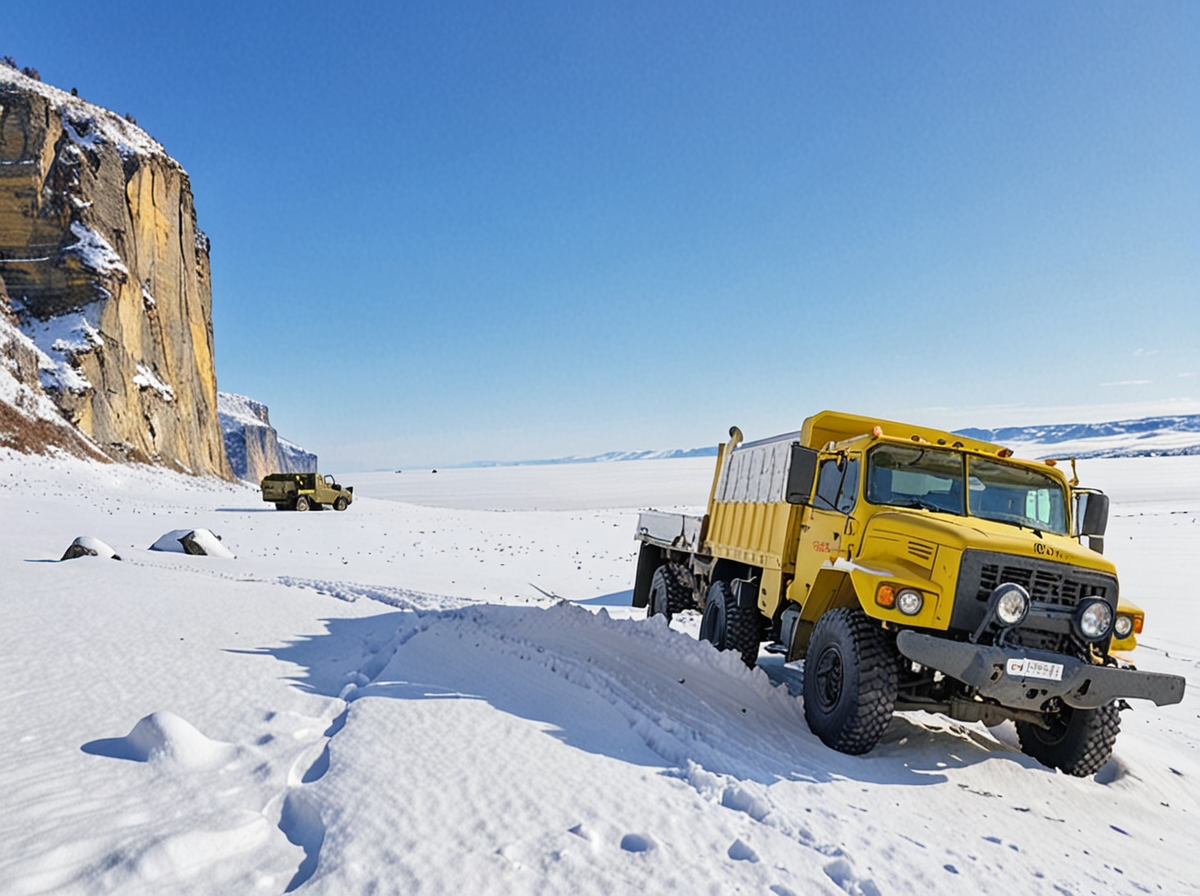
[295,495,310,512]
[647,564,693,620]
[699,580,761,668]
[333,496,348,511]
[802,607,898,755]
[1015,703,1120,777]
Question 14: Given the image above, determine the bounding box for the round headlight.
[896,589,924,616]
[1077,599,1114,641]
[992,583,1030,627]
[1113,614,1134,639]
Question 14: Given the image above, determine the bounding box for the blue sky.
[7,2,1198,467]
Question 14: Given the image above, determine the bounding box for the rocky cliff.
[0,64,233,478]
[218,391,318,483]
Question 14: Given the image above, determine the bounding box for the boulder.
[61,535,120,560]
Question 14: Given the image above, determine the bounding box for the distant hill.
[956,414,1200,459]
[455,414,1200,469]
[457,446,719,468]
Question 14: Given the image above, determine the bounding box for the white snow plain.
[0,450,1197,895]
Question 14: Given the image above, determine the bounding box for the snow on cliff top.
[216,391,269,431]
[0,63,174,166]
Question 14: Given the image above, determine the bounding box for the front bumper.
[896,630,1186,711]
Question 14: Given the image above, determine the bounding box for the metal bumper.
[895,630,1186,711]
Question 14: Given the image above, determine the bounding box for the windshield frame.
[864,443,1069,535]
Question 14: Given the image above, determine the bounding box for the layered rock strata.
[0,65,233,478]
[217,391,318,483]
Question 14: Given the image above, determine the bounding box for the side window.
[813,457,860,513]
[837,458,860,513]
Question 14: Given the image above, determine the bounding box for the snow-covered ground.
[1,450,1197,895]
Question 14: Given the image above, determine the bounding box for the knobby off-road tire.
[295,495,310,512]
[333,496,348,511]
[1015,703,1121,777]
[647,563,694,621]
[699,580,762,668]
[802,607,899,755]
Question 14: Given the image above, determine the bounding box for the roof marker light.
[872,426,883,438]
[998,448,1013,458]
[1045,459,1058,466]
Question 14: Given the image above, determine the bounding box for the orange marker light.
[1133,616,1144,634]
[876,584,896,608]
[872,426,883,438]
[1044,458,1057,467]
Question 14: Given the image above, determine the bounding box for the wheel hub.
[814,644,844,710]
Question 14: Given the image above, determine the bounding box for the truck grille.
[951,550,1118,655]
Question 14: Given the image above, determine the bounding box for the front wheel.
[1015,703,1120,777]
[698,580,761,668]
[333,496,348,511]
[802,607,898,755]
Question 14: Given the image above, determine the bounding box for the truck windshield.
[866,445,965,514]
[967,457,1067,534]
[866,444,1068,534]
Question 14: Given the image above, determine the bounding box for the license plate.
[1006,658,1064,682]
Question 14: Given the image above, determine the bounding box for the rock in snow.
[150,527,235,558]
[61,535,121,560]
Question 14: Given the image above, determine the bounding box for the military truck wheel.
[295,495,310,512]
[1015,703,1121,777]
[333,497,348,511]
[699,580,761,668]
[647,563,693,621]
[802,607,898,755]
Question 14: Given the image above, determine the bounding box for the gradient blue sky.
[7,2,1198,467]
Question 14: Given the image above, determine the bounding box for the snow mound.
[149,528,234,558]
[118,711,236,768]
[61,535,120,561]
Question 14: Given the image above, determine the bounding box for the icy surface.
[0,449,1197,894]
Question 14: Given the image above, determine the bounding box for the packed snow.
[1,449,1197,895]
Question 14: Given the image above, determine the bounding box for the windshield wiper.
[893,498,953,514]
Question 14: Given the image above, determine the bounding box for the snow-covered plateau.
[1,450,1197,895]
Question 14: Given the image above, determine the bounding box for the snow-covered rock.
[61,534,121,560]
[150,527,235,558]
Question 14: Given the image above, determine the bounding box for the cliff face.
[218,391,318,483]
[0,66,233,478]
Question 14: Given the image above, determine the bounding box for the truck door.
[795,455,861,593]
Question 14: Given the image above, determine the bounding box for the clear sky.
[7,2,1198,468]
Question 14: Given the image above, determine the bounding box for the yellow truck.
[632,410,1183,775]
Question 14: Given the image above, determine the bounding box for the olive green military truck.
[261,473,354,511]
[633,410,1185,775]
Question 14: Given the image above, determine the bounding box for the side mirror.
[1078,491,1109,553]
[785,444,818,505]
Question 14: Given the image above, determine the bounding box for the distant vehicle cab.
[261,472,354,512]
[633,410,1183,776]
